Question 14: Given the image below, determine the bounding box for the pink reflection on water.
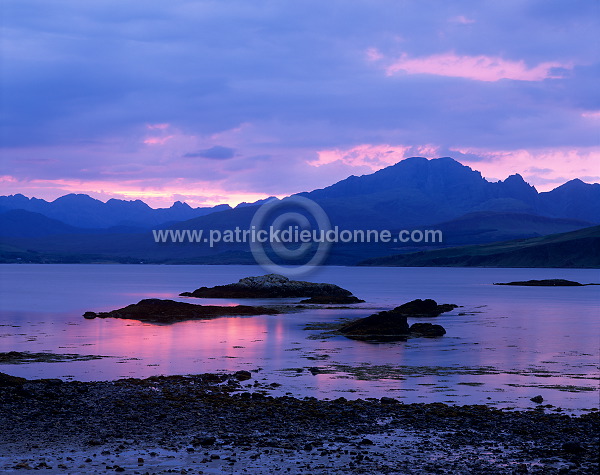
[1,265,599,412]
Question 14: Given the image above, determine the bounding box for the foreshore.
[1,373,598,474]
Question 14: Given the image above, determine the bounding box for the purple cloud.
[0,0,598,206]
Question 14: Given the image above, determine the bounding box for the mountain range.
[1,157,599,266]
[0,194,230,229]
[300,157,599,226]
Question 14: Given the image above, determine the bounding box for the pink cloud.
[581,111,600,119]
[310,144,439,170]
[375,51,571,82]
[365,47,383,62]
[143,135,175,145]
[456,147,600,190]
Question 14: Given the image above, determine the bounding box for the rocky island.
[83,298,279,323]
[180,274,362,300]
[494,279,597,286]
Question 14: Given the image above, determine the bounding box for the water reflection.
[0,264,598,411]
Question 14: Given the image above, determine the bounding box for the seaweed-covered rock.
[409,322,446,337]
[180,274,356,299]
[83,299,279,323]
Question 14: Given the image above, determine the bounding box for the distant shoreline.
[2,262,600,269]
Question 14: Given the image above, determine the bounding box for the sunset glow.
[0,1,597,204]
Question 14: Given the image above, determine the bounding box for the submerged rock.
[494,279,593,286]
[339,299,455,341]
[180,274,358,299]
[83,298,279,323]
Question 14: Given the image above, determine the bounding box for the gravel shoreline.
[1,373,598,474]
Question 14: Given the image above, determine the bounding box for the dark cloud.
[184,146,236,160]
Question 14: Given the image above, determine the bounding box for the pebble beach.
[1,372,598,474]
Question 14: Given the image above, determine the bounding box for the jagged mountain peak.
[170,201,191,209]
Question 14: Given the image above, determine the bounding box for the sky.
[1,0,599,208]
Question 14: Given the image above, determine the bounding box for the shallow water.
[1,264,598,412]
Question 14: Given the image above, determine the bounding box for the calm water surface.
[0,264,598,412]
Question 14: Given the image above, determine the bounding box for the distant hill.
[0,209,153,237]
[0,209,87,237]
[538,179,600,223]
[0,193,231,229]
[358,225,600,268]
[428,211,594,246]
[1,210,595,266]
[1,157,599,266]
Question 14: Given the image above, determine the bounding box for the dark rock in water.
[339,299,455,341]
[409,322,446,337]
[339,309,410,340]
[180,274,355,299]
[0,351,107,364]
[0,351,28,363]
[299,295,365,304]
[530,395,544,403]
[0,372,26,387]
[391,299,458,317]
[83,311,97,319]
[494,279,590,286]
[83,298,279,323]
[234,370,252,381]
